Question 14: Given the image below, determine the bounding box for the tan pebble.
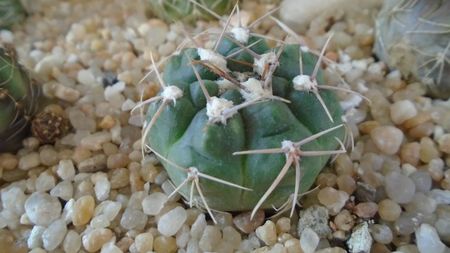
[134,232,153,252]
[336,175,356,195]
[276,217,291,234]
[72,147,91,165]
[420,137,441,163]
[316,173,337,188]
[102,142,118,155]
[334,209,354,232]
[72,195,95,226]
[370,243,391,253]
[54,84,80,103]
[402,112,431,129]
[233,210,265,234]
[99,115,115,129]
[0,153,18,170]
[82,228,113,252]
[107,153,130,169]
[441,170,450,190]
[400,142,420,166]
[358,120,380,134]
[370,126,404,155]
[315,247,346,253]
[378,199,401,222]
[428,158,444,181]
[256,220,277,246]
[353,202,378,218]
[390,100,417,125]
[438,134,450,154]
[153,236,177,253]
[408,122,434,139]
[199,225,222,251]
[284,238,301,253]
[116,237,134,252]
[109,168,130,189]
[334,155,354,176]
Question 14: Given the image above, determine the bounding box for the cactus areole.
[143,36,346,214]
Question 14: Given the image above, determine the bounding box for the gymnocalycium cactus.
[0,46,40,152]
[374,0,450,98]
[0,0,26,29]
[146,0,233,22]
[139,6,356,221]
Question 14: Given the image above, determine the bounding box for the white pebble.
[50,181,74,201]
[101,241,123,253]
[19,152,40,170]
[190,213,207,240]
[93,173,111,201]
[416,223,447,253]
[81,132,112,151]
[120,208,147,230]
[300,227,320,253]
[77,69,97,86]
[142,192,168,215]
[57,160,76,181]
[36,171,56,192]
[34,54,64,77]
[158,206,187,236]
[1,186,26,214]
[28,225,45,249]
[54,84,81,103]
[390,100,417,125]
[25,192,62,226]
[95,201,122,221]
[370,126,404,155]
[63,230,81,253]
[134,232,154,252]
[42,219,67,251]
[385,171,416,204]
[347,222,372,253]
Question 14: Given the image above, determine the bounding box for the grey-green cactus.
[0,0,26,29]
[374,0,450,98]
[136,5,361,222]
[146,0,233,22]
[0,46,40,152]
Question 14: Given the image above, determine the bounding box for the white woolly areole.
[197,48,229,71]
[231,26,250,44]
[206,96,235,124]
[240,78,271,101]
[161,85,183,104]
[292,75,317,91]
[253,52,278,76]
[215,78,236,93]
[281,140,296,153]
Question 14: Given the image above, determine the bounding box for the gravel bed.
[0,0,450,253]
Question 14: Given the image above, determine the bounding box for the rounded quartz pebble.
[134,232,154,252]
[142,192,168,216]
[334,210,355,232]
[72,195,95,226]
[354,202,378,218]
[378,199,402,222]
[255,220,277,246]
[158,206,187,236]
[25,192,62,226]
[120,208,147,230]
[153,236,177,253]
[370,126,404,155]
[318,187,349,215]
[82,228,113,252]
[42,219,67,251]
[370,224,393,244]
[390,100,417,125]
[384,171,415,204]
[63,230,81,253]
[199,225,222,251]
[409,170,432,192]
[416,223,447,253]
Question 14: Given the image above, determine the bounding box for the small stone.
[347,222,372,253]
[120,208,147,230]
[222,226,241,247]
[72,195,95,226]
[370,224,393,244]
[27,225,45,248]
[199,225,222,251]
[334,210,354,232]
[190,213,207,239]
[153,236,177,253]
[256,220,277,246]
[81,132,112,151]
[50,180,74,201]
[42,219,67,251]
[298,205,331,238]
[318,187,349,215]
[36,171,56,192]
[400,142,421,166]
[315,247,347,253]
[336,175,356,195]
[94,201,122,221]
[1,187,26,214]
[63,230,81,253]
[405,192,437,214]
[385,171,416,204]
[134,232,154,252]
[78,154,106,172]
[77,69,97,86]
[390,100,417,125]
[57,160,76,181]
[370,126,404,155]
[355,182,376,202]
[92,173,110,201]
[233,210,265,234]
[107,153,130,169]
[420,137,440,163]
[409,171,432,192]
[416,223,446,253]
[109,168,130,189]
[158,206,187,236]
[39,147,59,166]
[438,134,450,154]
[82,228,113,253]
[0,153,18,170]
[99,115,116,129]
[19,152,40,170]
[276,217,291,234]
[25,192,62,226]
[54,84,80,102]
[300,227,320,253]
[354,202,378,218]
[101,241,123,253]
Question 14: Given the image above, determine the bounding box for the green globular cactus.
[146,0,233,22]
[374,0,450,98]
[141,25,347,219]
[0,0,26,29]
[0,46,40,152]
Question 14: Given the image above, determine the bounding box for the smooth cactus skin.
[145,38,345,211]
[374,0,450,98]
[0,0,26,29]
[146,0,233,22]
[0,47,40,152]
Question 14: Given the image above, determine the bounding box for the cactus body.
[374,0,450,98]
[144,36,345,212]
[0,0,25,29]
[0,47,40,152]
[146,0,233,22]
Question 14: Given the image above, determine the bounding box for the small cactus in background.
[374,0,450,98]
[146,0,233,22]
[0,46,40,152]
[137,5,361,221]
[0,0,26,29]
